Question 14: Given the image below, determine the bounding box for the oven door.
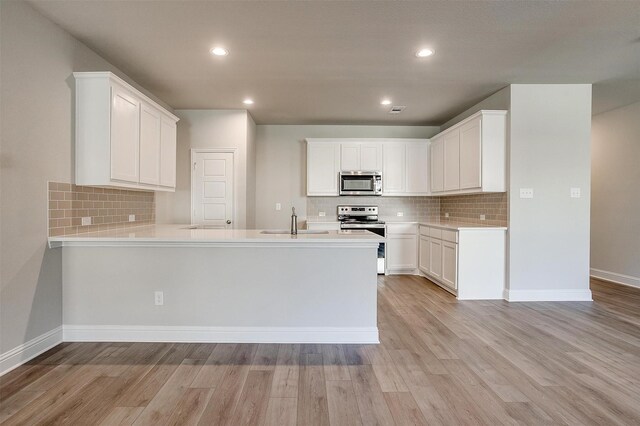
[340,224,386,274]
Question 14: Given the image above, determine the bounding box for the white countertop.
[48,224,383,248]
[417,220,507,230]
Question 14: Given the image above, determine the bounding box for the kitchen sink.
[260,230,329,235]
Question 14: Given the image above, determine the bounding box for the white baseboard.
[503,288,592,302]
[591,268,640,289]
[0,327,63,376]
[63,325,380,344]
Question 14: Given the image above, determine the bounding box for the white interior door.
[192,151,234,228]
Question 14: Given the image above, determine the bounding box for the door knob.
[226,220,232,225]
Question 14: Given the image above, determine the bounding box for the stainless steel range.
[338,205,385,274]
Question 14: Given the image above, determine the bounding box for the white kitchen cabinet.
[418,223,506,299]
[159,116,177,188]
[383,141,429,196]
[307,141,340,195]
[429,110,507,195]
[139,103,161,185]
[74,72,179,192]
[419,235,430,274]
[459,118,482,189]
[110,85,140,183]
[340,142,382,172]
[382,143,406,194]
[441,241,458,289]
[443,129,460,191]
[430,137,444,193]
[386,223,418,274]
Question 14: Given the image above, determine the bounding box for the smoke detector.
[388,105,406,114]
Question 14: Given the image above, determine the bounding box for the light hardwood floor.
[1,276,640,425]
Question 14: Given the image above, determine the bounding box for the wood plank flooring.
[2,276,640,425]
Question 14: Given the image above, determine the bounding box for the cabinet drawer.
[442,229,458,243]
[419,225,430,237]
[429,228,442,239]
[386,223,417,235]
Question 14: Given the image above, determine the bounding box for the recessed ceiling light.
[243,99,254,105]
[380,99,392,106]
[210,47,228,56]
[415,48,434,58]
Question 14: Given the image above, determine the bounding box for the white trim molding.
[0,327,63,376]
[591,268,640,289]
[503,288,592,302]
[63,325,380,344]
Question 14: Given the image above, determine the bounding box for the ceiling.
[29,0,640,124]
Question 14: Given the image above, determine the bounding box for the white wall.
[507,84,592,300]
[0,1,165,357]
[255,125,439,229]
[591,101,640,287]
[155,110,254,228]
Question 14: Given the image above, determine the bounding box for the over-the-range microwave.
[339,171,382,196]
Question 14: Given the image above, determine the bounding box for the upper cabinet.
[307,138,429,196]
[383,141,429,196]
[430,110,507,195]
[74,72,179,192]
[340,142,382,172]
[307,140,340,196]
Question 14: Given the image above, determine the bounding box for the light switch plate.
[129,214,135,222]
[480,214,486,221]
[570,188,581,198]
[319,211,326,217]
[445,213,449,218]
[397,212,404,217]
[81,217,91,226]
[275,203,281,211]
[154,291,163,306]
[520,188,534,199]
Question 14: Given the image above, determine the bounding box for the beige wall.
[155,110,255,228]
[508,84,592,296]
[254,125,440,229]
[0,1,161,354]
[591,101,640,285]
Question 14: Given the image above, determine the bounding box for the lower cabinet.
[418,224,505,299]
[386,223,418,274]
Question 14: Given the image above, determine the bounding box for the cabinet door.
[340,143,360,171]
[383,143,406,194]
[360,143,382,171]
[110,85,140,183]
[459,117,482,189]
[430,138,444,192]
[160,116,177,187]
[444,129,460,191]
[419,235,430,273]
[139,103,162,185]
[387,235,417,270]
[442,241,458,289]
[405,142,429,194]
[429,238,442,279]
[307,142,339,195]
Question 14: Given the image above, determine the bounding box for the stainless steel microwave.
[339,171,382,196]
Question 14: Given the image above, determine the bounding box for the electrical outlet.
[480,214,486,221]
[275,203,281,211]
[129,214,135,222]
[445,213,450,218]
[81,217,91,226]
[319,211,326,217]
[570,188,581,198]
[397,212,404,217]
[520,188,534,199]
[154,291,164,306]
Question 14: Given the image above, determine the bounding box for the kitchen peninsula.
[49,225,382,344]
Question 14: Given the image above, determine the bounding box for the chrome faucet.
[290,207,298,235]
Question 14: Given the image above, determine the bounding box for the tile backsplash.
[307,193,508,226]
[48,182,155,236]
[439,193,507,226]
[307,196,441,220]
